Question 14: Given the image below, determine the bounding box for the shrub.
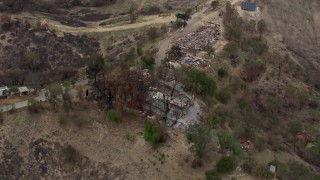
[205,170,221,180]
[9,86,18,93]
[241,157,257,174]
[137,46,143,56]
[216,156,237,173]
[144,120,163,145]
[125,133,136,142]
[237,98,248,110]
[106,109,120,123]
[63,93,73,112]
[254,164,273,179]
[223,42,239,59]
[217,68,227,78]
[211,1,219,10]
[287,121,303,135]
[141,56,155,70]
[216,89,231,104]
[241,60,266,82]
[59,112,68,124]
[241,37,268,55]
[28,98,44,114]
[255,136,267,152]
[61,145,78,164]
[278,161,320,180]
[148,27,159,40]
[208,111,227,128]
[63,80,72,90]
[217,130,242,156]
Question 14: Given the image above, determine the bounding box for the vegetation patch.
[144,120,164,145]
[216,156,237,173]
[187,69,216,97]
[106,109,120,123]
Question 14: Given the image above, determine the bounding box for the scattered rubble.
[174,26,219,53]
[180,55,207,68]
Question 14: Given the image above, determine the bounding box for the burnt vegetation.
[0,17,100,86]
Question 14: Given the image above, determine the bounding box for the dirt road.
[154,0,230,66]
[16,12,175,33]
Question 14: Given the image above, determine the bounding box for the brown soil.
[0,105,220,179]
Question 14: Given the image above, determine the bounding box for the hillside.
[257,0,320,70]
[0,0,320,179]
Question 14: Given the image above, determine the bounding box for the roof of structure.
[170,94,190,108]
[0,86,9,91]
[18,86,29,93]
[153,92,172,101]
[241,2,256,11]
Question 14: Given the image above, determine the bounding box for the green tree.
[144,120,163,145]
[187,69,216,97]
[175,13,190,24]
[216,156,237,173]
[187,123,214,158]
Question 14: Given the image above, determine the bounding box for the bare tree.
[42,0,56,13]
[129,2,139,23]
[257,20,267,39]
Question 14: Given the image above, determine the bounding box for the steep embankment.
[257,0,320,70]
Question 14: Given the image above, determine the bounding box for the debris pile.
[240,138,251,152]
[175,26,219,52]
[180,55,207,68]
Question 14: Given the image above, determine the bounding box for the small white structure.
[269,165,276,174]
[18,86,29,96]
[0,86,9,98]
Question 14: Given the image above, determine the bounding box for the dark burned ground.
[0,138,127,179]
[0,20,100,85]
